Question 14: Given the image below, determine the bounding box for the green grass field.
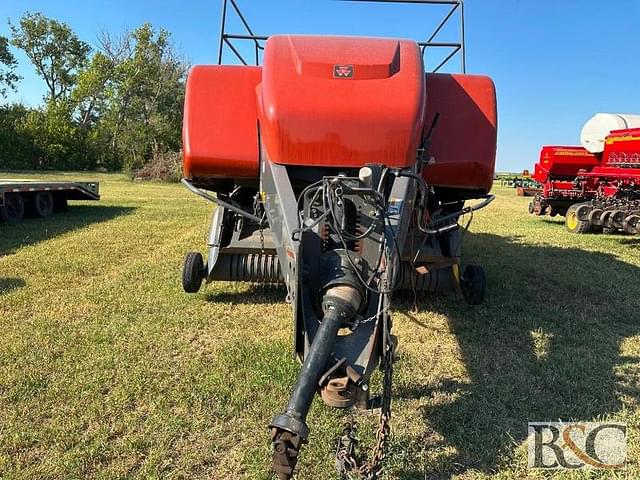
[1,172,638,479]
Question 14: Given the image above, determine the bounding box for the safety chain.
[336,334,394,479]
[352,305,391,328]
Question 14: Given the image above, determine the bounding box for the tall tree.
[73,51,115,129]
[2,14,187,172]
[0,35,20,98]
[10,12,90,102]
[96,24,187,169]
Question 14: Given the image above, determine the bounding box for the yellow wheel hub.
[566,211,578,230]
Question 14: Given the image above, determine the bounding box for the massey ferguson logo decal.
[334,64,354,78]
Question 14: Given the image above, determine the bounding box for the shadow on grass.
[0,205,135,256]
[0,277,26,295]
[199,235,639,478]
[205,284,286,305]
[394,233,640,479]
[618,237,640,246]
[540,217,565,225]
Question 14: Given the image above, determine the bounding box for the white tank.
[580,113,640,153]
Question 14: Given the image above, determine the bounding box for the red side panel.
[532,146,600,183]
[421,73,497,193]
[258,35,425,168]
[603,128,640,167]
[183,65,261,180]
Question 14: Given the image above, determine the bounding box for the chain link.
[352,305,390,328]
[337,331,394,480]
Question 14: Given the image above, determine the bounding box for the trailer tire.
[461,264,486,306]
[31,191,54,218]
[183,252,205,293]
[0,193,25,222]
[53,194,68,213]
[565,205,590,234]
[528,202,534,214]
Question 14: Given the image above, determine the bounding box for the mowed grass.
[0,172,638,480]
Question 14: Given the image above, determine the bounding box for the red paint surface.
[258,35,425,168]
[601,128,640,168]
[533,128,640,199]
[182,65,261,180]
[532,146,599,183]
[571,129,640,188]
[182,36,498,194]
[422,73,497,193]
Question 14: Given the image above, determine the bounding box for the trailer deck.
[0,179,99,222]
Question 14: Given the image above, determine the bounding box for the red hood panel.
[258,35,425,168]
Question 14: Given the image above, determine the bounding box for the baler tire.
[528,202,534,215]
[461,264,486,306]
[183,252,205,293]
[31,191,54,218]
[0,193,25,222]
[565,205,590,234]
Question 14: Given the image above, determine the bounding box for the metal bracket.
[182,178,264,224]
[217,0,466,73]
[424,194,495,234]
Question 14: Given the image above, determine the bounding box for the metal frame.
[0,180,100,201]
[217,0,466,72]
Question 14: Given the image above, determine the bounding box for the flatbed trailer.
[0,180,100,222]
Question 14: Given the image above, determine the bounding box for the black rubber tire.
[53,194,68,213]
[183,252,205,293]
[461,264,486,306]
[601,210,614,230]
[565,204,590,234]
[31,191,54,218]
[575,203,592,222]
[610,210,626,230]
[623,214,640,235]
[528,202,534,215]
[0,193,25,222]
[588,208,603,227]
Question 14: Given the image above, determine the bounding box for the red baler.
[180,2,497,478]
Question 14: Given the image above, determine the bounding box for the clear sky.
[2,0,639,172]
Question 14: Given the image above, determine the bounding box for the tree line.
[0,12,188,172]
